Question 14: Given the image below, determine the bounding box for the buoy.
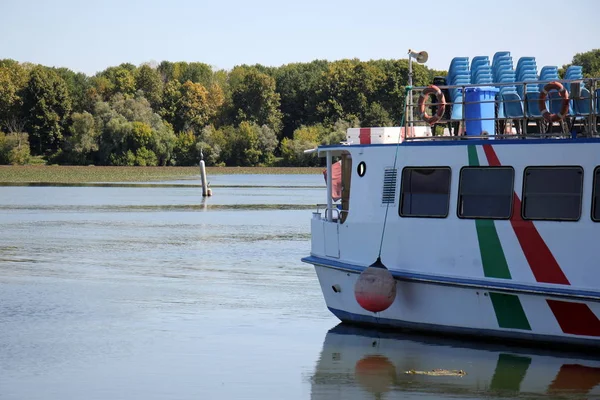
[354,257,396,313]
[199,148,211,197]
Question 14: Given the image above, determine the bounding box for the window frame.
[521,165,584,222]
[398,166,452,219]
[457,166,515,220]
[592,166,600,222]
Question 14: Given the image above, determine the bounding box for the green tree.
[316,59,385,126]
[97,66,136,98]
[220,121,261,166]
[158,61,213,86]
[160,79,181,126]
[178,81,211,133]
[55,68,92,113]
[230,69,283,134]
[135,65,163,110]
[0,131,30,165]
[23,67,72,155]
[275,60,328,138]
[94,95,175,166]
[173,130,198,166]
[66,111,99,164]
[369,59,430,124]
[0,62,29,133]
[280,125,324,167]
[256,124,277,165]
[561,49,600,78]
[198,125,227,165]
[134,147,158,166]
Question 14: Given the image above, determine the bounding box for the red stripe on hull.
[482,144,569,285]
[547,300,600,337]
[481,145,600,337]
[509,195,570,285]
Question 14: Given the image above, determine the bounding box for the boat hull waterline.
[307,260,600,348]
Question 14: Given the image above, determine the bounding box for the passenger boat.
[301,51,600,348]
[310,324,600,399]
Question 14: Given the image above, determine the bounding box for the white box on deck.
[346,127,402,144]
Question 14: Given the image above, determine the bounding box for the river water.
[1,174,599,399]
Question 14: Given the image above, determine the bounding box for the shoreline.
[0,165,323,184]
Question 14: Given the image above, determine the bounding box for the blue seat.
[526,92,545,118]
[516,62,537,76]
[451,93,464,120]
[517,76,538,99]
[573,87,591,115]
[516,57,536,69]
[493,62,513,76]
[502,93,524,118]
[493,52,511,65]
[549,91,572,116]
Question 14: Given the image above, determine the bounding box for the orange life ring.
[539,81,569,122]
[418,85,446,124]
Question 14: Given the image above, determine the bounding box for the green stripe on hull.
[489,293,532,330]
[467,144,480,167]
[475,220,512,279]
[467,146,532,331]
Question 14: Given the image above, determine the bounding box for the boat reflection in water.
[310,324,600,399]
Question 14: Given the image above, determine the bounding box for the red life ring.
[539,81,569,122]
[418,85,446,124]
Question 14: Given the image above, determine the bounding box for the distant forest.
[0,49,598,166]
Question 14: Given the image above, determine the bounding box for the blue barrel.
[464,87,499,138]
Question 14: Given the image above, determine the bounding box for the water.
[1,175,599,399]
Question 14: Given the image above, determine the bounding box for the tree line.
[0,49,598,167]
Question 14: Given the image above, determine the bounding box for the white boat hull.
[312,263,600,348]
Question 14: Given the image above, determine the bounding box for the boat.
[310,324,600,399]
[301,50,600,348]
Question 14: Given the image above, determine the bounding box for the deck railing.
[405,78,599,140]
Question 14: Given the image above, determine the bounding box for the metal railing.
[405,78,600,140]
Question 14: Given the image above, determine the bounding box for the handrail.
[404,77,599,139]
[315,203,348,223]
[411,77,599,91]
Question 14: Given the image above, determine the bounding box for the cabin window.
[399,167,451,218]
[522,166,583,221]
[458,167,514,219]
[593,167,600,222]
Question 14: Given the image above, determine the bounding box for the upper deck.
[340,51,600,145]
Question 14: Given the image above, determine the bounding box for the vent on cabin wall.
[382,168,398,205]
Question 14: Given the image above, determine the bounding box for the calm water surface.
[1,175,598,399]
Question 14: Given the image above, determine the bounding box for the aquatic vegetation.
[0,165,322,183]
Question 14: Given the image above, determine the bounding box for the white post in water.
[326,151,332,221]
[200,149,211,197]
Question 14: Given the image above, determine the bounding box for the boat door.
[324,220,340,258]
[320,150,350,259]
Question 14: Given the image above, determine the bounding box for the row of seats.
[444,52,599,121]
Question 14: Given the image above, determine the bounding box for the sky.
[1,0,599,76]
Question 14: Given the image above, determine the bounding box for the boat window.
[522,166,583,221]
[458,167,514,219]
[399,167,451,218]
[593,167,600,222]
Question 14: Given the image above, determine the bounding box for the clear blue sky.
[1,0,598,76]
